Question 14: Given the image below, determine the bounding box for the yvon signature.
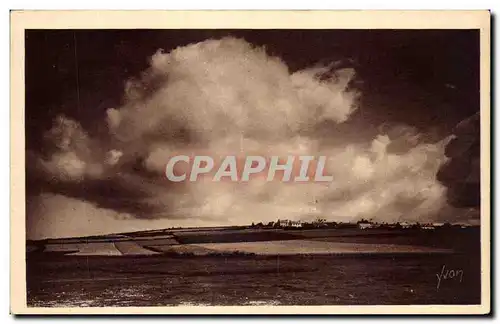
[436,265,464,290]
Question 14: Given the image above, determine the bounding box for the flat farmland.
[193,240,453,255]
[114,242,159,255]
[26,226,481,306]
[66,242,122,256]
[173,230,300,244]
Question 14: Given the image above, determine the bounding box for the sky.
[25,30,481,239]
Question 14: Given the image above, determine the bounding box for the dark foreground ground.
[26,227,482,306]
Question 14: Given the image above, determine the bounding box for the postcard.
[10,10,491,315]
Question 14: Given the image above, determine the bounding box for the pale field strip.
[192,240,453,255]
[66,242,123,256]
[113,241,159,255]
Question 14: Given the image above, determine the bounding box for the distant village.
[249,218,474,230]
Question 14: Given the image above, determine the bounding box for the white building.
[277,219,303,228]
[358,222,373,230]
[399,222,412,229]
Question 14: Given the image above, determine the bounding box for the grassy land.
[27,252,481,306]
[29,226,480,256]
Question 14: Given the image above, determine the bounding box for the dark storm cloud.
[27,140,190,218]
[34,175,166,216]
[25,114,184,218]
[437,112,480,208]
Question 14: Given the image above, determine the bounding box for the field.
[26,227,481,306]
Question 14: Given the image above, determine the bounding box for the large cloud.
[437,112,480,208]
[26,37,476,239]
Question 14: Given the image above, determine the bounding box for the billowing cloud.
[26,37,478,239]
[437,112,480,208]
[37,115,95,181]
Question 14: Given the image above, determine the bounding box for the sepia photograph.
[10,11,490,315]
